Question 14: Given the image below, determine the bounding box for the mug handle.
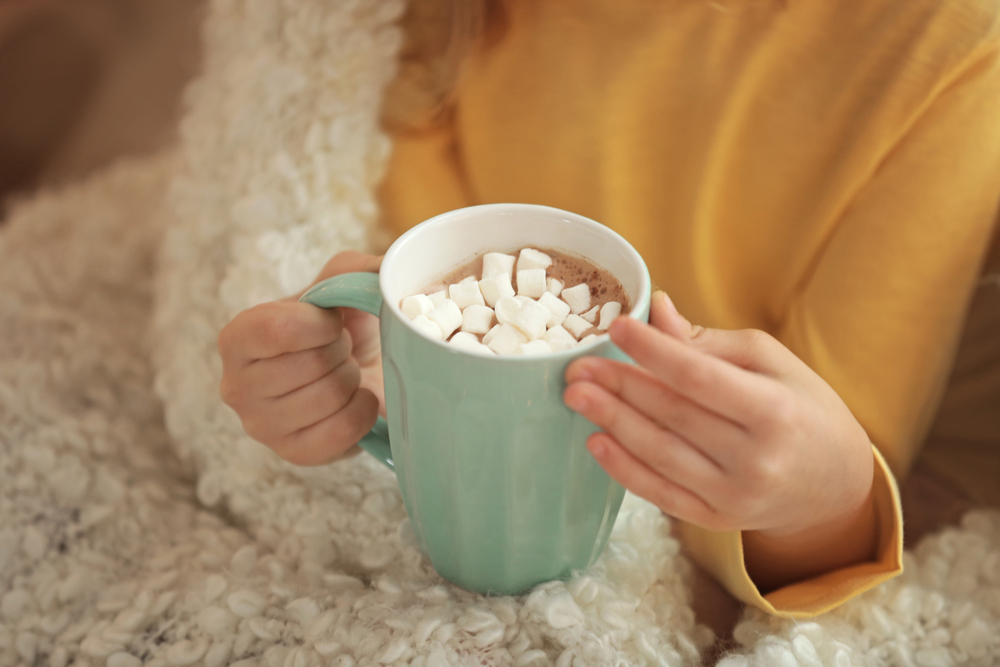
[298,272,394,471]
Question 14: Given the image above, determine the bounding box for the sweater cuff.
[677,445,903,618]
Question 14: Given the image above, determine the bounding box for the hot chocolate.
[400,246,631,355]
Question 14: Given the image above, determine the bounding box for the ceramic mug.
[300,203,651,595]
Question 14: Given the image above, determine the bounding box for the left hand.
[563,291,878,590]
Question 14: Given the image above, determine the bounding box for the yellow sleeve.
[679,447,902,618]
[682,46,1000,617]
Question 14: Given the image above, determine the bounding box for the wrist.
[743,482,879,594]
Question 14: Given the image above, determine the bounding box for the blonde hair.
[381,0,494,131]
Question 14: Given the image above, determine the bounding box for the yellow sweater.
[379,0,1000,616]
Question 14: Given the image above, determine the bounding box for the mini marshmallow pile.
[399,248,624,356]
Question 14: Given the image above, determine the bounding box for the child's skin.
[218,250,878,592]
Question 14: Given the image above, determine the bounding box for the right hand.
[217,251,384,465]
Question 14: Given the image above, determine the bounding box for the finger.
[242,331,353,399]
[648,290,696,341]
[219,301,345,365]
[565,356,744,457]
[272,388,380,466]
[649,291,790,376]
[242,358,362,444]
[607,316,768,423]
[564,380,723,488]
[585,432,721,528]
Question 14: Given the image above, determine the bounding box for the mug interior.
[381,204,650,338]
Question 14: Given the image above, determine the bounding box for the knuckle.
[253,305,298,352]
[272,436,320,467]
[645,433,680,474]
[648,485,679,518]
[216,321,235,355]
[658,396,690,433]
[673,357,710,394]
[592,395,621,432]
[218,376,243,408]
[304,347,336,376]
[747,449,787,489]
[240,414,273,447]
[741,328,775,357]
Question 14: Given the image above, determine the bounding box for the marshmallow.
[482,252,516,279]
[517,248,553,271]
[494,296,522,325]
[548,338,574,353]
[516,269,547,298]
[410,315,443,341]
[486,323,528,355]
[449,280,486,309]
[537,291,571,327]
[508,299,549,341]
[401,294,434,320]
[560,283,591,314]
[399,246,627,357]
[478,273,515,307]
[519,340,553,356]
[562,313,592,339]
[427,299,463,339]
[543,325,576,347]
[450,332,479,345]
[449,332,496,355]
[482,324,502,345]
[427,290,448,307]
[581,306,599,324]
[461,304,495,334]
[598,302,622,329]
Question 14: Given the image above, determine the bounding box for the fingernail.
[565,392,588,412]
[587,438,607,459]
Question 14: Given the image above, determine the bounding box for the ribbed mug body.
[381,309,628,594]
[373,203,651,594]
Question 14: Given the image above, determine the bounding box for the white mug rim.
[379,203,651,359]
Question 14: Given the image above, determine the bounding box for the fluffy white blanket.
[1,1,999,665]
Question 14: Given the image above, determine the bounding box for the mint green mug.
[300,204,651,595]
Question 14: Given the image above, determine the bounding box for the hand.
[217,252,385,466]
[563,291,878,591]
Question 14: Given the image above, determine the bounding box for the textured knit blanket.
[2,1,999,665]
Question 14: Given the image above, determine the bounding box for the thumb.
[648,290,702,341]
[649,290,784,374]
[312,251,383,365]
[287,251,384,366]
[284,251,384,302]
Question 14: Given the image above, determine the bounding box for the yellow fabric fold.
[677,446,903,618]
